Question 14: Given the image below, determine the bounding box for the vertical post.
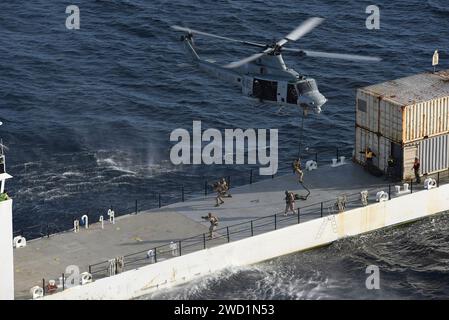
[315,152,318,163]
[320,202,323,218]
[336,147,339,160]
[203,233,206,249]
[297,208,300,224]
[88,265,92,274]
[250,221,254,236]
[0,175,13,299]
[388,184,391,200]
[226,227,230,242]
[204,181,208,196]
[178,241,182,256]
[154,247,157,263]
[437,172,440,187]
[46,224,50,238]
[158,194,161,208]
[42,279,46,296]
[274,214,277,230]
[135,200,138,215]
[250,169,253,184]
[410,179,413,194]
[181,186,185,202]
[62,273,65,291]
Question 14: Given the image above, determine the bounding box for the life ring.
[30,286,44,299]
[424,178,437,190]
[376,191,388,202]
[13,236,27,248]
[80,272,93,285]
[305,160,317,171]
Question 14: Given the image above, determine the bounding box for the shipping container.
[404,133,449,177]
[356,70,449,144]
[404,96,449,142]
[355,70,449,181]
[356,90,403,143]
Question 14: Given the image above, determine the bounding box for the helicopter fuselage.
[182,36,327,113]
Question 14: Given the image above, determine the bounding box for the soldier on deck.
[360,147,376,170]
[412,157,421,184]
[220,178,232,198]
[213,181,225,207]
[386,154,396,180]
[202,212,219,239]
[284,190,296,216]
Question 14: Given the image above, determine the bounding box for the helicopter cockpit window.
[296,79,318,95]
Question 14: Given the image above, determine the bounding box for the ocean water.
[1,0,448,299]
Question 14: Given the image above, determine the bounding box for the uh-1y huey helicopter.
[171,17,381,114]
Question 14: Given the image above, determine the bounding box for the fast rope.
[297,108,310,201]
[297,109,305,158]
[297,181,310,200]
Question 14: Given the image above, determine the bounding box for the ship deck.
[14,161,405,299]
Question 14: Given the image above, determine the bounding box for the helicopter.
[171,18,381,114]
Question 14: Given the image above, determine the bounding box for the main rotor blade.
[171,25,267,48]
[224,51,269,69]
[276,17,324,47]
[283,48,382,62]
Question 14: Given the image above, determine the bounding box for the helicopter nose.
[298,92,327,113]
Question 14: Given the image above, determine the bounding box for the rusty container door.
[417,134,449,175]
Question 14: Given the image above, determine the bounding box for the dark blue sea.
[1,0,449,299]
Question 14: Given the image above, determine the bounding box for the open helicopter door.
[252,78,278,101]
